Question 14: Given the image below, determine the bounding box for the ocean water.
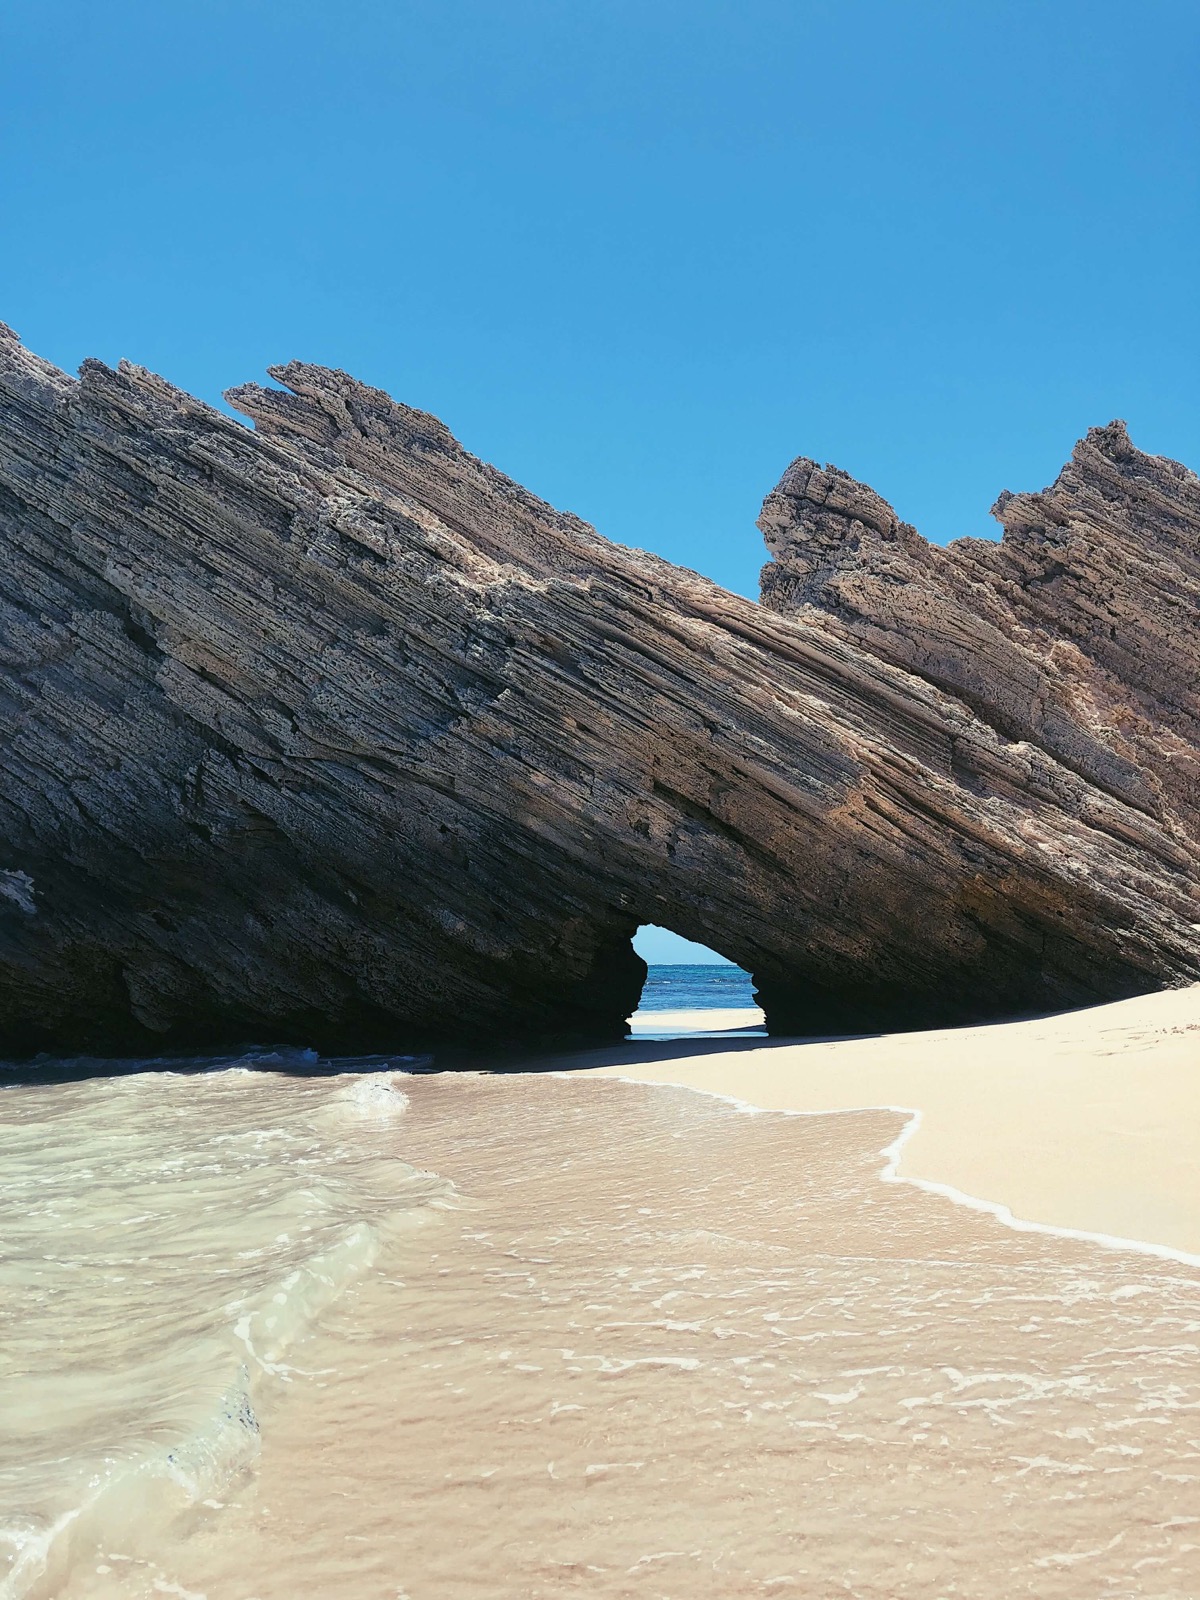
[3,1060,1200,1598]
[635,962,757,1012]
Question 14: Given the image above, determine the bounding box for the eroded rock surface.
[759,426,1200,823]
[1,325,1197,1054]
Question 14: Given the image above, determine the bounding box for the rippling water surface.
[636,963,756,1011]
[3,1060,1199,1598]
[0,1055,446,1598]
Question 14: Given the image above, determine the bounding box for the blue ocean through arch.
[635,963,758,1013]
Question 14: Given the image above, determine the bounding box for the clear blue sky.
[2,0,1196,603]
[634,924,734,965]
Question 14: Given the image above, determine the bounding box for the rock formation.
[759,426,1200,827]
[1,323,1197,1055]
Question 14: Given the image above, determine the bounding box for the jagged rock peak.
[759,421,1200,830]
[757,456,931,612]
[760,456,905,546]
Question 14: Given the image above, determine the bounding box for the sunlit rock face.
[759,423,1200,826]
[1,323,1198,1054]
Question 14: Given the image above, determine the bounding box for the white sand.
[600,985,1200,1258]
[627,1004,765,1035]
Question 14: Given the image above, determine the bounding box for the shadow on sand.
[0,1025,880,1088]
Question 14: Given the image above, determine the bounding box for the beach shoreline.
[598,984,1200,1261]
[6,992,1200,1598]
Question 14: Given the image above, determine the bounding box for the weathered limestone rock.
[1,325,1197,1055]
[759,425,1200,824]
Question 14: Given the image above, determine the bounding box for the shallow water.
[0,1056,448,1598]
[4,1061,1200,1598]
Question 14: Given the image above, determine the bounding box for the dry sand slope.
[602,985,1200,1262]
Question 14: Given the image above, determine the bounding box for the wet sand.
[52,1070,1200,1599]
[605,985,1200,1260]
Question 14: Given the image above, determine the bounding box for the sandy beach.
[613,984,1200,1260]
[5,990,1200,1597]
[627,1002,766,1036]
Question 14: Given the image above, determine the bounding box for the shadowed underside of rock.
[1,324,1198,1056]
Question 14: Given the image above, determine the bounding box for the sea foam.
[0,1061,446,1599]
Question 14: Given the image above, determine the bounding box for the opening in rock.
[628,925,766,1039]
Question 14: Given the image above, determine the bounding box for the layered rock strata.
[1,324,1197,1054]
[759,426,1200,827]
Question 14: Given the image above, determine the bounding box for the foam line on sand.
[575,1078,1200,1272]
[569,985,1200,1267]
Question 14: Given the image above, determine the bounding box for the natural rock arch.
[1,324,1198,1055]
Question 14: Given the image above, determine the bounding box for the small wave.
[0,1063,450,1598]
[2,1373,264,1600]
[333,1072,412,1120]
[234,1220,382,1374]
